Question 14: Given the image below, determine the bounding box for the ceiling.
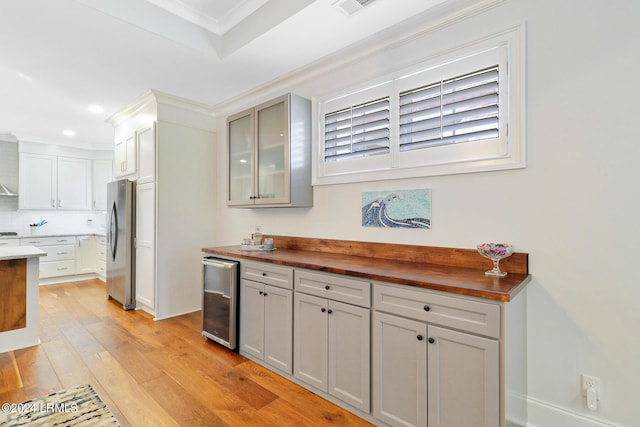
[0,0,458,150]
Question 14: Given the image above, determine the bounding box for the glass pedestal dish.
[477,243,514,277]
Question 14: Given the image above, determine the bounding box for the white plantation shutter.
[316,29,524,185]
[324,97,390,162]
[399,67,499,151]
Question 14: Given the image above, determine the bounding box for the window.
[398,67,499,152]
[316,27,524,185]
[324,97,390,162]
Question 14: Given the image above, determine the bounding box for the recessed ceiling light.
[18,72,32,81]
[63,129,76,137]
[88,105,104,114]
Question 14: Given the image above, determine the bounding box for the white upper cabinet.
[227,93,312,208]
[114,132,136,178]
[19,154,92,210]
[19,153,57,209]
[136,124,155,184]
[57,157,91,210]
[92,159,112,211]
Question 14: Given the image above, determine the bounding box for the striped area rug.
[0,384,120,426]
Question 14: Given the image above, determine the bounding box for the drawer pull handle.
[325,285,330,290]
[428,337,435,344]
[262,272,267,276]
[57,267,68,271]
[321,307,326,313]
[417,335,424,341]
[56,252,68,255]
[423,305,431,312]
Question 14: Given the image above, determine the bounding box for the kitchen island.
[0,246,46,352]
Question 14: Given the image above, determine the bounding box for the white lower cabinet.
[96,236,106,279]
[21,236,77,279]
[20,235,108,281]
[294,292,370,412]
[75,235,96,274]
[0,239,19,247]
[239,272,293,375]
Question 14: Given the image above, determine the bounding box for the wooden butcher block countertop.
[202,236,531,302]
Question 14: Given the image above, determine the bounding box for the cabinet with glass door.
[227,93,312,208]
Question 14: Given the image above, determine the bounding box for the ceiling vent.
[333,0,377,16]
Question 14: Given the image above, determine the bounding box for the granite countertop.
[0,246,47,261]
[1,232,106,239]
[203,236,531,303]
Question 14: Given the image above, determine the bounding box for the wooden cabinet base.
[0,259,27,332]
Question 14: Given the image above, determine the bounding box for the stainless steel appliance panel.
[202,257,239,350]
[106,179,135,310]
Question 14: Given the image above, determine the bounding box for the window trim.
[314,25,525,186]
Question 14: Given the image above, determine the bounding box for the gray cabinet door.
[427,325,499,427]
[264,284,293,374]
[294,292,328,390]
[373,311,427,427]
[328,300,370,412]
[239,279,265,359]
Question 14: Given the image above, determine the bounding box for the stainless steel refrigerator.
[106,179,135,310]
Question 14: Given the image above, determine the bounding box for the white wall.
[212,1,640,426]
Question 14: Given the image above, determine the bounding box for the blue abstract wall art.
[361,189,431,229]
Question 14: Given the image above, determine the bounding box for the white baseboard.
[39,273,100,285]
[526,395,622,427]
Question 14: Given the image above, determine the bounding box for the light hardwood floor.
[0,279,373,426]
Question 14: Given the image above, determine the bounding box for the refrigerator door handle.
[109,201,118,261]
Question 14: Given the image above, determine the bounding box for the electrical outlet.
[582,374,601,396]
[582,374,600,411]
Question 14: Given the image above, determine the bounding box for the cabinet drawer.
[20,236,76,246]
[373,284,500,338]
[96,246,106,261]
[96,263,106,276]
[242,261,293,289]
[0,239,19,247]
[295,270,371,308]
[42,244,76,262]
[40,260,76,278]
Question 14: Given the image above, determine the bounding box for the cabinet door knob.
[321,307,326,313]
[262,272,267,276]
[327,309,333,314]
[423,305,431,312]
[263,292,268,296]
[417,335,424,341]
[325,285,330,290]
[428,337,435,344]
[259,291,263,295]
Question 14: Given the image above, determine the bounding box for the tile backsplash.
[0,210,107,235]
